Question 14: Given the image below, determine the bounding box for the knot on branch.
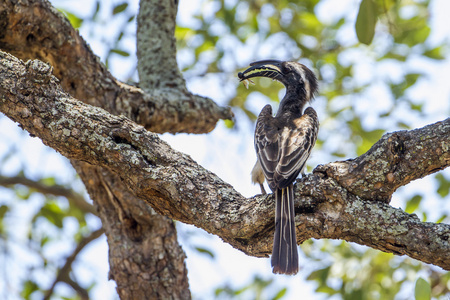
[313,119,450,203]
[25,59,54,84]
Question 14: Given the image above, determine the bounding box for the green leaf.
[409,102,423,112]
[41,176,56,186]
[223,119,235,129]
[422,212,428,222]
[435,173,450,198]
[381,51,408,62]
[0,205,8,219]
[422,212,427,222]
[405,195,422,214]
[396,122,411,129]
[436,214,447,224]
[316,285,338,295]
[40,235,50,248]
[415,26,430,44]
[404,73,420,87]
[0,205,8,234]
[37,202,65,228]
[272,287,287,300]
[194,246,214,258]
[331,151,347,158]
[110,49,130,57]
[414,277,431,300]
[58,10,83,29]
[234,285,250,295]
[307,266,331,283]
[112,3,128,15]
[214,287,224,296]
[357,128,385,156]
[355,0,377,45]
[390,73,422,99]
[423,46,445,60]
[20,280,39,300]
[92,1,100,20]
[215,286,233,296]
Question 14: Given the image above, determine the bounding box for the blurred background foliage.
[0,0,449,299]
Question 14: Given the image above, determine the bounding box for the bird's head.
[238,60,318,102]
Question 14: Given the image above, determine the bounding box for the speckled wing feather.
[274,107,319,188]
[255,106,319,191]
[254,104,278,191]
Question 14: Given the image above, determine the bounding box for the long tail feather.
[271,185,298,275]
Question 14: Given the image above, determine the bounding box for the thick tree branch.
[0,175,97,215]
[294,175,450,269]
[71,161,191,299]
[0,0,232,134]
[315,123,450,202]
[0,0,199,297]
[1,51,449,270]
[137,0,185,91]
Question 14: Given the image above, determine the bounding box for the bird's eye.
[281,64,291,74]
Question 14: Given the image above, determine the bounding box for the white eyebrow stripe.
[300,65,311,100]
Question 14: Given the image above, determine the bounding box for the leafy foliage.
[415,277,431,300]
[356,0,377,45]
[0,0,449,299]
[173,0,450,298]
[0,136,100,299]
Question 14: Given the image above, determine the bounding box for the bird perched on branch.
[238,60,319,275]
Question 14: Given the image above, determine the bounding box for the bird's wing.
[255,105,279,190]
[274,107,319,188]
[256,107,319,190]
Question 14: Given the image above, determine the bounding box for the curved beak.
[238,60,284,82]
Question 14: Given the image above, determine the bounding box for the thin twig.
[43,228,105,300]
[0,175,97,215]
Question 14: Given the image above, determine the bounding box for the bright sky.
[0,0,449,299]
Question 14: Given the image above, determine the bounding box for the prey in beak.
[238,60,284,88]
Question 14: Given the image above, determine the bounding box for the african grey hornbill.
[238,60,319,275]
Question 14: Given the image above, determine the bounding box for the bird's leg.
[259,183,267,195]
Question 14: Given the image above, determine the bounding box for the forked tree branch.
[0,0,232,134]
[0,0,197,297]
[1,51,449,270]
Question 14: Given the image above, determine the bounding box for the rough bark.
[72,162,190,300]
[1,1,449,300]
[0,0,232,134]
[0,0,202,298]
[315,126,449,202]
[137,0,185,91]
[1,51,449,271]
